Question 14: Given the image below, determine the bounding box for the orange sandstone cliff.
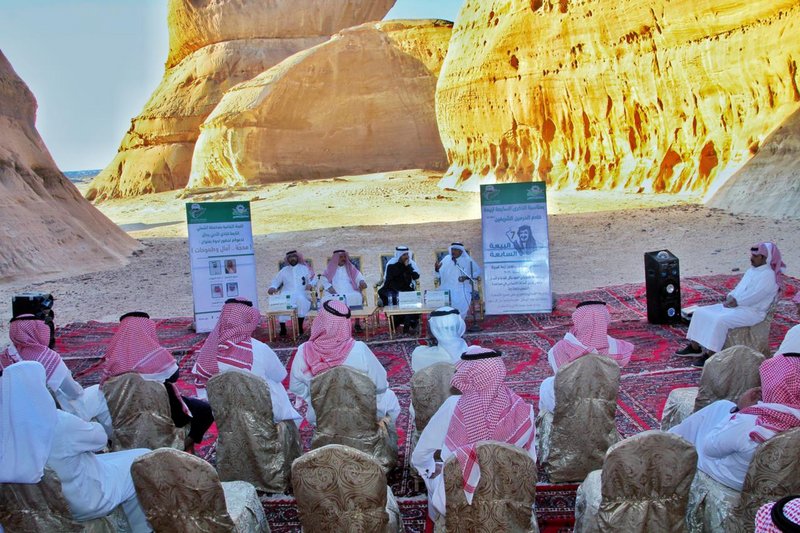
[0,51,137,283]
[435,0,800,193]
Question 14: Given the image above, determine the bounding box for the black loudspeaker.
[12,292,56,348]
[644,250,681,324]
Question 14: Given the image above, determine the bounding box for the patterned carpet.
[57,274,800,532]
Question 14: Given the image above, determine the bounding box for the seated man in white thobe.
[411,346,536,519]
[676,242,784,366]
[1,315,112,436]
[538,301,634,413]
[410,307,468,372]
[192,298,301,424]
[0,361,151,532]
[268,250,316,337]
[289,300,400,426]
[435,243,481,319]
[321,249,368,331]
[669,334,800,491]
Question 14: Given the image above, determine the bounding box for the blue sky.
[0,0,463,171]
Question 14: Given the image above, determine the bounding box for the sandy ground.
[1,169,798,343]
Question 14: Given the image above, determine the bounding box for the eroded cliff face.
[87,0,397,200]
[0,51,137,282]
[187,20,452,189]
[435,0,800,193]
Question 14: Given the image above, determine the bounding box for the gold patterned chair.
[537,354,621,483]
[686,427,800,533]
[310,366,398,473]
[206,371,301,493]
[0,468,128,532]
[410,362,457,450]
[102,372,184,451]
[722,296,780,356]
[661,345,764,430]
[292,444,403,533]
[574,430,697,533]
[131,448,269,533]
[434,441,539,533]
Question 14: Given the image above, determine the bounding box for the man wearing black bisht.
[378,246,421,334]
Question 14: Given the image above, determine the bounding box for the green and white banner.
[480,182,552,314]
[186,201,259,332]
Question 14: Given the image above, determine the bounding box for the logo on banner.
[483,185,499,202]
[232,204,250,219]
[527,184,542,199]
[189,203,206,219]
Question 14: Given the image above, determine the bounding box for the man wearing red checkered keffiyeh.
[755,495,800,532]
[411,345,536,519]
[671,328,800,491]
[289,300,400,426]
[191,299,301,424]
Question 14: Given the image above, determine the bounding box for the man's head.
[286,251,299,266]
[751,245,768,268]
[399,252,410,264]
[450,242,464,259]
[334,250,348,266]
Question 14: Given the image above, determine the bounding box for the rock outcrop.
[435,0,800,193]
[87,0,397,200]
[0,51,137,283]
[187,20,452,189]
[707,108,800,219]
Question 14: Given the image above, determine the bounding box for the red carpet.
[56,274,800,532]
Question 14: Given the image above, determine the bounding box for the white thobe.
[321,266,365,307]
[687,265,778,352]
[437,257,481,317]
[47,411,150,531]
[197,338,301,424]
[289,341,400,426]
[270,264,316,321]
[410,346,456,373]
[411,395,536,518]
[670,400,765,490]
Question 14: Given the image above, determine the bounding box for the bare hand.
[431,462,443,479]
[723,295,738,308]
[435,260,441,272]
[327,287,337,295]
[268,288,277,295]
[737,387,762,410]
[359,280,368,290]
[458,276,467,282]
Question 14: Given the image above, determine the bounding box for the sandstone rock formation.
[87,0,397,200]
[435,0,800,193]
[0,51,137,283]
[707,108,800,219]
[187,20,452,189]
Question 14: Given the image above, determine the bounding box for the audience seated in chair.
[101,311,213,453]
[290,300,400,426]
[292,444,403,533]
[131,447,269,533]
[410,307,467,371]
[574,430,697,533]
[411,346,536,520]
[537,353,621,483]
[0,362,151,532]
[192,298,301,424]
[1,314,112,435]
[207,371,301,493]
[661,345,764,430]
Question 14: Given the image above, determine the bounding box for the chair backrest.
[410,362,457,433]
[443,441,538,532]
[597,430,697,531]
[311,366,378,436]
[378,253,393,284]
[278,258,314,271]
[0,468,83,532]
[103,372,183,451]
[548,354,621,483]
[207,370,299,492]
[292,444,389,533]
[694,345,764,411]
[131,448,235,533]
[730,427,800,532]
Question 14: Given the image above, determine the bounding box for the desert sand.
[1,169,798,344]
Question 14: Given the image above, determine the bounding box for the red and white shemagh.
[100,316,176,384]
[303,300,355,376]
[322,251,361,291]
[445,352,534,504]
[0,347,18,371]
[551,304,633,369]
[740,354,800,442]
[3,317,61,382]
[755,498,800,532]
[193,301,261,390]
